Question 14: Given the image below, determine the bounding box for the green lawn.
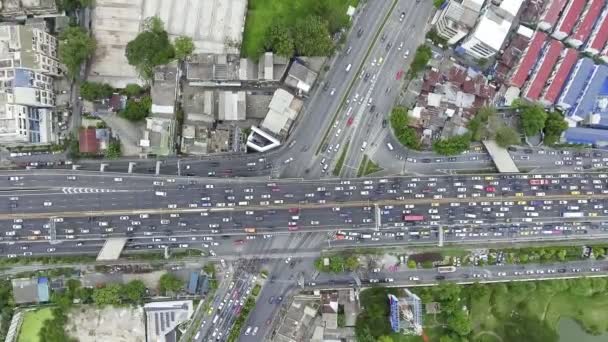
[18,308,54,342]
[241,0,359,59]
[332,141,350,176]
[357,155,383,177]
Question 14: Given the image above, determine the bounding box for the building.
[563,126,608,146]
[141,62,178,156]
[259,88,303,137]
[584,5,608,55]
[523,39,563,101]
[509,30,548,88]
[0,23,61,145]
[284,59,318,94]
[79,127,110,154]
[552,0,586,40]
[434,0,485,45]
[144,300,193,342]
[388,291,423,336]
[459,9,512,59]
[218,91,246,121]
[187,272,199,295]
[11,277,50,304]
[0,0,58,19]
[566,0,606,48]
[540,48,578,106]
[556,57,596,112]
[538,0,569,31]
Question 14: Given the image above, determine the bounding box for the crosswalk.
[61,187,119,194]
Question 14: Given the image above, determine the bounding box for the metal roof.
[557,58,596,111]
[564,127,608,145]
[569,0,606,45]
[572,64,608,119]
[524,39,563,101]
[510,30,548,88]
[539,0,569,30]
[541,48,578,105]
[586,5,608,53]
[554,0,587,37]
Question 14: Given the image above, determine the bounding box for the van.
[346,46,352,54]
[361,141,368,151]
[387,142,394,151]
[345,63,352,72]
[212,315,219,324]
[245,326,252,335]
[465,213,477,218]
[155,191,167,197]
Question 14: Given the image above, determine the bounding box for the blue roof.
[37,277,49,302]
[572,65,608,119]
[558,58,596,112]
[564,127,608,146]
[187,272,199,295]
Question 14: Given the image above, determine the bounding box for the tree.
[125,17,175,79]
[434,0,445,8]
[294,16,334,56]
[159,273,184,294]
[123,83,144,97]
[377,336,394,342]
[80,81,114,101]
[174,36,195,60]
[520,104,548,136]
[264,23,295,57]
[59,27,96,79]
[432,134,471,155]
[468,106,496,141]
[390,107,421,150]
[557,249,567,261]
[104,140,121,159]
[447,310,472,336]
[93,283,122,306]
[407,260,417,269]
[345,256,359,271]
[408,45,432,77]
[592,247,606,259]
[120,96,151,121]
[543,112,568,145]
[123,280,147,304]
[57,0,92,12]
[495,125,520,147]
[329,255,345,273]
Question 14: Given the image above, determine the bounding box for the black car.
[357,28,364,37]
[421,158,432,163]
[382,119,387,128]
[435,275,446,280]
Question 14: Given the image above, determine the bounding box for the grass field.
[18,308,54,342]
[241,0,358,59]
[357,155,383,177]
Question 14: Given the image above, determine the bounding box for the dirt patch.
[66,306,145,342]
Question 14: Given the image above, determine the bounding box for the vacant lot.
[18,308,54,342]
[66,306,145,342]
[241,0,358,58]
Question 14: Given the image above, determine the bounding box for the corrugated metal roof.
[586,6,608,52]
[510,30,548,88]
[557,58,597,110]
[541,48,578,104]
[570,0,606,44]
[572,64,608,118]
[539,0,569,29]
[524,39,563,100]
[564,126,608,145]
[555,0,587,37]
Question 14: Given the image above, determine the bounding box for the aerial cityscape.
[1,0,608,342]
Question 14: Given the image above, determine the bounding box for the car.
[330,88,336,96]
[399,11,405,21]
[269,296,275,304]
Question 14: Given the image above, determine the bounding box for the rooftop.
[585,4,608,53]
[554,0,587,36]
[151,61,178,114]
[557,57,597,110]
[468,11,512,51]
[261,88,303,136]
[284,59,318,93]
[510,30,548,88]
[524,39,563,101]
[564,126,608,146]
[144,300,193,342]
[218,91,246,121]
[539,0,569,29]
[541,48,578,105]
[79,127,99,154]
[569,0,605,44]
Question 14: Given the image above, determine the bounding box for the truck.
[244,228,256,233]
[437,266,457,273]
[402,215,424,222]
[562,212,584,218]
[529,179,549,185]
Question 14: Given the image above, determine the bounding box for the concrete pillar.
[156,161,162,175]
[100,163,108,172]
[438,226,444,247]
[128,162,136,174]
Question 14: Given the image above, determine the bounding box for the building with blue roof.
[557,58,596,112]
[563,127,608,146]
[37,277,50,302]
[187,272,199,295]
[571,65,608,123]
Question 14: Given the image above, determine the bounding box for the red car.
[396,70,404,80]
[288,226,299,231]
[485,186,496,192]
[288,208,299,214]
[346,117,354,126]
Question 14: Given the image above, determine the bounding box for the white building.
[0,23,60,145]
[434,0,485,45]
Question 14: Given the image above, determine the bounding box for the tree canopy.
[432,134,471,155]
[80,81,113,101]
[159,273,184,294]
[123,280,147,304]
[174,36,195,60]
[125,17,175,79]
[520,104,548,136]
[543,112,568,145]
[120,96,151,122]
[294,16,334,56]
[93,283,122,306]
[123,83,145,97]
[104,140,121,159]
[390,106,420,150]
[59,27,96,79]
[264,22,296,58]
[408,45,432,78]
[494,125,520,147]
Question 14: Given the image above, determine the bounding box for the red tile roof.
[510,31,548,88]
[554,0,587,37]
[541,48,578,104]
[448,66,466,85]
[79,128,99,154]
[588,7,608,52]
[571,0,605,43]
[539,0,568,28]
[525,40,564,100]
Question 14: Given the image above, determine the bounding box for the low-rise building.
[284,59,318,94]
[11,277,50,304]
[434,0,485,45]
[144,300,193,342]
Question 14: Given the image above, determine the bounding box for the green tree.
[557,249,567,261]
[593,247,606,258]
[174,36,195,60]
[543,112,568,145]
[345,256,359,271]
[80,81,114,101]
[447,310,472,336]
[294,16,334,56]
[520,104,548,136]
[104,140,121,159]
[123,83,144,96]
[159,273,184,294]
[264,22,295,57]
[432,134,471,155]
[495,125,520,147]
[390,106,420,150]
[59,27,96,79]
[125,17,175,79]
[123,280,146,304]
[377,336,394,342]
[313,1,351,33]
[468,106,496,141]
[57,0,93,12]
[407,259,417,268]
[434,0,445,8]
[329,255,345,273]
[408,45,432,78]
[93,283,122,306]
[120,96,151,121]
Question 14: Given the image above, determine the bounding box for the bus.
[437,266,457,273]
[402,215,424,222]
[562,212,584,218]
[244,228,256,233]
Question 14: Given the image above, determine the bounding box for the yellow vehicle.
[431,202,440,207]
[517,201,527,205]
[571,191,580,195]
[589,212,598,217]
[515,192,524,197]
